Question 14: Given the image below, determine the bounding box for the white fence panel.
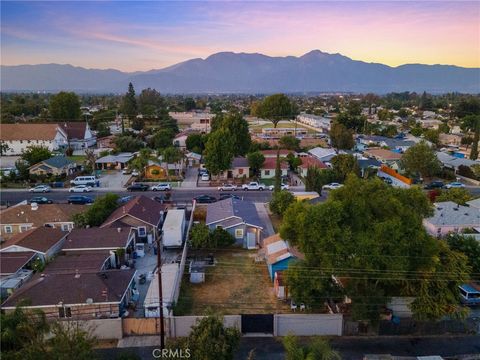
[275,314,343,336]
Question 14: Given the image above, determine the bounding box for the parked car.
[322,183,343,190]
[69,185,92,193]
[118,196,134,204]
[70,176,97,186]
[29,196,53,204]
[122,169,132,175]
[444,182,465,189]
[151,183,172,191]
[194,194,217,204]
[131,170,139,177]
[67,195,93,205]
[268,183,290,191]
[198,168,208,175]
[242,182,266,191]
[127,183,149,191]
[219,193,242,201]
[29,185,52,193]
[218,183,237,191]
[424,181,444,189]
[201,173,210,181]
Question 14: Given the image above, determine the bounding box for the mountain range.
[1,50,479,94]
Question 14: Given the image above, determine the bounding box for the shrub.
[269,190,295,216]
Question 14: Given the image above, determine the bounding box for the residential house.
[297,156,328,177]
[59,122,96,149]
[1,269,137,319]
[186,152,202,166]
[308,147,337,163]
[0,252,37,298]
[217,157,250,180]
[101,196,167,244]
[0,203,85,240]
[206,198,264,249]
[439,134,462,147]
[169,112,213,133]
[172,130,198,149]
[62,227,136,268]
[97,135,116,149]
[44,252,113,273]
[0,227,68,262]
[423,201,480,237]
[95,152,134,170]
[357,158,382,177]
[436,151,479,172]
[358,135,415,152]
[296,113,332,132]
[144,160,168,180]
[363,148,402,169]
[0,123,68,155]
[28,156,76,176]
[260,150,293,158]
[260,158,288,179]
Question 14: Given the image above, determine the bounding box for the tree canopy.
[114,135,144,152]
[122,82,137,120]
[73,193,119,227]
[279,135,300,151]
[247,151,265,178]
[21,145,52,166]
[204,128,234,176]
[330,121,355,150]
[49,91,81,120]
[281,175,469,322]
[401,141,441,179]
[254,94,297,128]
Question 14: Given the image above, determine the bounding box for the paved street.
[96,335,480,360]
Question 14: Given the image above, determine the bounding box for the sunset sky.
[1,1,479,72]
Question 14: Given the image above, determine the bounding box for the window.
[265,170,270,176]
[216,225,223,229]
[138,226,147,237]
[235,229,244,239]
[58,306,72,318]
[4,226,12,234]
[61,224,70,231]
[20,225,29,233]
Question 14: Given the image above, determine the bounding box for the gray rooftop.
[41,156,74,169]
[206,198,264,229]
[426,201,480,227]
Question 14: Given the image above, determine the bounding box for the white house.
[423,201,480,237]
[59,122,96,149]
[308,147,337,162]
[0,124,68,155]
[296,113,332,132]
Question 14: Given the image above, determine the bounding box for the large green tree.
[280,175,469,322]
[204,128,234,176]
[150,129,176,150]
[73,193,119,227]
[220,112,252,156]
[49,91,81,120]
[336,101,366,132]
[269,190,295,216]
[114,135,144,152]
[461,115,480,160]
[401,141,441,179]
[304,167,336,194]
[186,133,205,153]
[122,83,137,132]
[279,135,300,151]
[247,151,265,178]
[138,88,164,116]
[329,121,354,150]
[330,154,360,182]
[255,94,297,128]
[447,233,480,275]
[21,145,52,166]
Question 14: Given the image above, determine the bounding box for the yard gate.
[241,314,274,334]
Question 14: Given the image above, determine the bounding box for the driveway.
[98,170,131,189]
[181,167,198,188]
[255,203,275,236]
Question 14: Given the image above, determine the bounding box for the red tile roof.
[0,123,61,141]
[262,158,288,170]
[299,156,328,169]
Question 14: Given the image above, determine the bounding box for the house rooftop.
[299,156,328,169]
[308,147,337,161]
[206,198,264,229]
[44,251,111,274]
[262,157,288,170]
[426,201,480,226]
[102,195,167,228]
[58,122,87,140]
[364,148,402,161]
[0,203,86,228]
[63,227,133,250]
[1,269,136,308]
[31,156,74,169]
[231,157,249,168]
[0,251,36,276]
[1,227,67,254]
[0,123,62,141]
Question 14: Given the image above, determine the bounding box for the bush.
[189,224,235,249]
[269,190,295,216]
[457,165,478,180]
[210,228,235,248]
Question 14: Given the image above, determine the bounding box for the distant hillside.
[1,50,479,93]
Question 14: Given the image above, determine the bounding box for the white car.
[322,182,344,190]
[444,182,465,189]
[242,182,266,191]
[201,173,210,181]
[268,183,290,191]
[69,185,92,193]
[151,183,172,191]
[131,170,139,177]
[29,185,52,193]
[218,183,237,191]
[122,169,132,175]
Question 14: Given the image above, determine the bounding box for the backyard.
[174,249,291,315]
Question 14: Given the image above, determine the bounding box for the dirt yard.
[176,250,291,315]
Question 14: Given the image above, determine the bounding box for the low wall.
[275,314,343,336]
[168,315,241,337]
[60,318,123,340]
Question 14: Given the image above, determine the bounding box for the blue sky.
[2,1,479,71]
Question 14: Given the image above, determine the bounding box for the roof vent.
[85,298,93,304]
[117,227,122,233]
[40,273,45,277]
[31,203,39,211]
[74,269,81,279]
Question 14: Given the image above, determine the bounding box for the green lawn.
[67,155,86,163]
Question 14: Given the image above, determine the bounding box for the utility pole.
[157,232,165,350]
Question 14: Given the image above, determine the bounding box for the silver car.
[29,185,52,193]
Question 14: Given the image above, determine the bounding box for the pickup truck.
[242,182,266,191]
